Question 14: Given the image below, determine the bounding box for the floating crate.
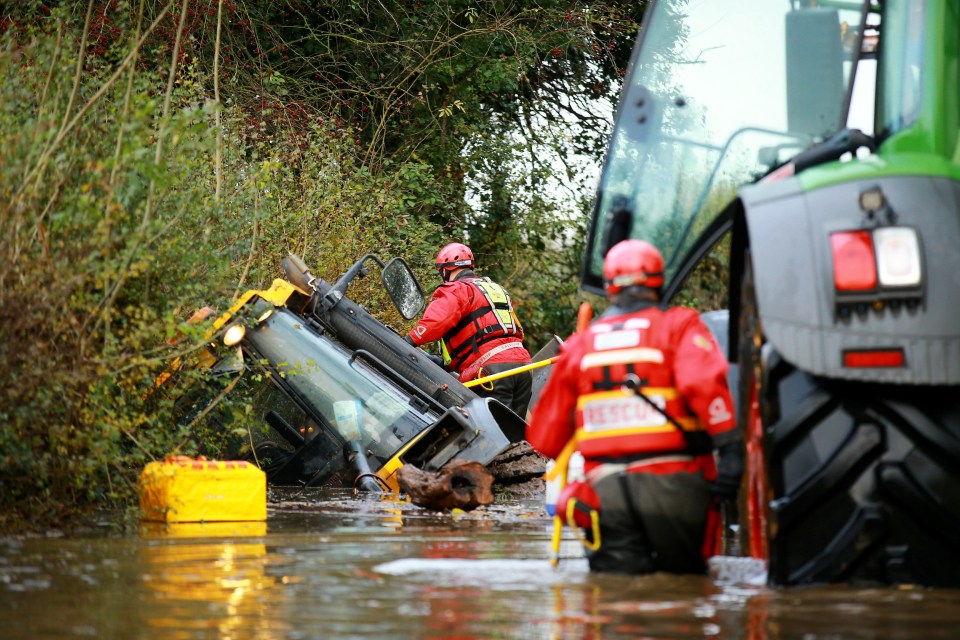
[139,456,266,523]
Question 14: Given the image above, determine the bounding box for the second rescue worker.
[405,242,533,416]
[528,239,744,575]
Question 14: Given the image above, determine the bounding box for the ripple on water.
[373,557,591,589]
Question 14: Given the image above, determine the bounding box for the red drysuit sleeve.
[669,309,736,440]
[408,283,467,346]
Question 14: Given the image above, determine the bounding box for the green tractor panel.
[584,0,960,586]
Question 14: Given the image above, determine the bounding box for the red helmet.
[603,239,665,295]
[435,242,475,271]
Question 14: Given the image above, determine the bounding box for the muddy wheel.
[738,253,960,586]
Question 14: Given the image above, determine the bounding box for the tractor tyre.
[738,253,960,586]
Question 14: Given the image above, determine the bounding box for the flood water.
[2,488,959,639]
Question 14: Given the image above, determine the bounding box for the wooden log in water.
[397,461,494,511]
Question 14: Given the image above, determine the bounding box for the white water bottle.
[567,451,586,483]
[544,452,586,516]
[544,460,559,516]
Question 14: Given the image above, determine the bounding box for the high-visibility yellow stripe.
[576,388,678,408]
[575,425,679,440]
[580,347,664,370]
[575,416,701,440]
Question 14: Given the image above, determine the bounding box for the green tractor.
[584,0,960,586]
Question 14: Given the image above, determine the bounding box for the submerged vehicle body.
[182,254,528,493]
[584,0,960,586]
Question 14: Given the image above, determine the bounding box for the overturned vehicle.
[176,253,535,493]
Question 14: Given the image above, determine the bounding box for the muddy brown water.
[2,487,959,639]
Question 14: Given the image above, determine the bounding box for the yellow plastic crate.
[139,456,266,523]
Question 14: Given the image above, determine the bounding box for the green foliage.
[0,10,444,531]
[672,236,730,312]
[0,0,657,531]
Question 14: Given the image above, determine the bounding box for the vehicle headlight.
[223,323,246,347]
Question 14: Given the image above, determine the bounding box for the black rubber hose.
[343,440,385,493]
[793,128,876,174]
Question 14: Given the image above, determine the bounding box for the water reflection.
[1,489,960,639]
[140,521,286,639]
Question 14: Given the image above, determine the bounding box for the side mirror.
[382,258,425,320]
[786,9,844,138]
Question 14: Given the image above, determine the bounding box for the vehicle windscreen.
[583,0,869,294]
[246,308,437,465]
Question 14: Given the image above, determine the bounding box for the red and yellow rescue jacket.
[408,271,530,381]
[527,304,736,476]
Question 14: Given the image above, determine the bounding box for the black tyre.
[738,254,960,586]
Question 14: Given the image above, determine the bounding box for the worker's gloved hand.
[403,334,416,346]
[712,440,744,500]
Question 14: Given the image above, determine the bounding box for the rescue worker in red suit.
[404,242,533,416]
[527,239,744,574]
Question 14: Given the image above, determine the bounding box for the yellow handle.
[549,516,564,567]
[463,357,557,388]
[565,500,602,552]
[548,438,578,567]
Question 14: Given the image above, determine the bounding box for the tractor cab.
[584,0,876,299]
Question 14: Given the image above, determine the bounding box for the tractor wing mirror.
[382,258,425,320]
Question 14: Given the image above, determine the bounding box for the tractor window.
[187,368,305,460]
[583,0,870,295]
[245,308,439,466]
[877,0,926,137]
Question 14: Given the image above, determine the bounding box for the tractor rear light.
[843,348,905,368]
[874,227,922,287]
[831,230,877,291]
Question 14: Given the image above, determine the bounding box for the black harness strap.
[447,305,490,337]
[622,374,714,456]
[447,329,508,362]
[593,364,643,392]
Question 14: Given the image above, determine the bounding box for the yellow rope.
[463,357,557,388]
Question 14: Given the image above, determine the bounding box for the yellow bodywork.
[375,428,438,493]
[154,279,306,389]
[211,279,305,332]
